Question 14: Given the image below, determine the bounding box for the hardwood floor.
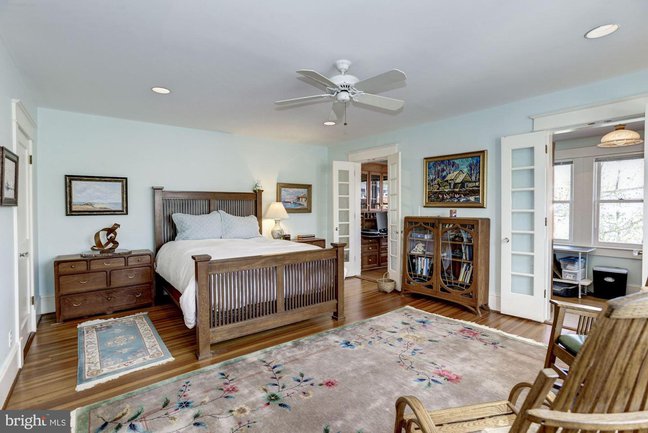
[6,277,554,411]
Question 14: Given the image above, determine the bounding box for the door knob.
[19,252,29,258]
[503,237,510,243]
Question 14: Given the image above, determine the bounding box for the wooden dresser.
[361,235,388,270]
[54,250,155,322]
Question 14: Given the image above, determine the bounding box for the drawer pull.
[70,265,76,269]
[135,292,142,298]
[104,262,112,266]
[72,302,82,307]
[79,280,88,284]
[127,274,136,279]
[105,296,113,301]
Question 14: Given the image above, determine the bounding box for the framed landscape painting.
[424,150,487,208]
[65,175,128,216]
[0,146,19,206]
[277,183,312,213]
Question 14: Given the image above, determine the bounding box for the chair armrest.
[395,396,438,433]
[550,299,602,316]
[527,409,648,431]
[508,382,555,410]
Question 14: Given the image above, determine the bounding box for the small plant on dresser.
[402,217,490,315]
[54,250,155,322]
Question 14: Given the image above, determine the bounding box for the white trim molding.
[348,144,398,162]
[531,94,648,132]
[0,342,20,407]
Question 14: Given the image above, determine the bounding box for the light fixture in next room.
[598,124,643,147]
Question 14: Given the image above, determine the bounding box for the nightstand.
[292,237,326,248]
[54,249,155,322]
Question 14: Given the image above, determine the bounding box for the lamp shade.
[265,202,289,220]
[598,125,643,147]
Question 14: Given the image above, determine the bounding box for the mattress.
[155,238,320,328]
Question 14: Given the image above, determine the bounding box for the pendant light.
[598,124,643,148]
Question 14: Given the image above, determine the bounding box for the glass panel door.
[439,223,475,296]
[501,131,552,322]
[332,161,361,276]
[405,221,435,288]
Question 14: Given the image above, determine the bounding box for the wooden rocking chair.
[544,299,602,379]
[394,292,648,433]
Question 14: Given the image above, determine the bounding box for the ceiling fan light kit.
[275,59,406,126]
[598,124,643,147]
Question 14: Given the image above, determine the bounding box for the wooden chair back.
[550,292,648,421]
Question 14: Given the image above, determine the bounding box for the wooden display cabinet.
[402,216,490,315]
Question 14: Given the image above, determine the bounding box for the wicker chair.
[394,292,648,433]
[544,299,602,379]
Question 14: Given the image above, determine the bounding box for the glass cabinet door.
[370,173,381,210]
[360,172,368,211]
[439,223,475,294]
[405,221,435,288]
[382,173,389,210]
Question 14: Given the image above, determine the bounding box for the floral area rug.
[72,307,545,432]
[77,313,174,391]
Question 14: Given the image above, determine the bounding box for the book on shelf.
[409,255,433,277]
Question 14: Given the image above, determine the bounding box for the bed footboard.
[192,243,345,359]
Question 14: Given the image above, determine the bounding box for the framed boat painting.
[277,183,312,213]
[424,150,487,208]
[65,175,128,216]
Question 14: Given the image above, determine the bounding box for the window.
[595,156,644,246]
[553,162,573,241]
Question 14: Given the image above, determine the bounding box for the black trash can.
[592,266,628,299]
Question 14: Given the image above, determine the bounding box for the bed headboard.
[152,187,263,252]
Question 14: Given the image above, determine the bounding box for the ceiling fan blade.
[354,69,406,93]
[354,93,404,111]
[329,102,345,122]
[274,94,332,105]
[297,69,338,89]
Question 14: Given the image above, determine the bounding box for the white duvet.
[155,238,320,328]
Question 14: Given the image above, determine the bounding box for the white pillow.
[172,211,223,240]
[219,210,261,239]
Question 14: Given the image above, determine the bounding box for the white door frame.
[530,94,648,287]
[348,144,402,285]
[12,99,37,366]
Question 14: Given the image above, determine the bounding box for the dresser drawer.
[58,261,87,274]
[362,243,379,253]
[59,272,107,294]
[362,253,379,268]
[362,237,379,245]
[90,257,125,270]
[128,255,151,266]
[111,267,152,287]
[60,285,153,320]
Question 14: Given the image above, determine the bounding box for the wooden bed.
[153,187,345,359]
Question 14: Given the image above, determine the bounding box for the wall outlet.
[8,330,12,348]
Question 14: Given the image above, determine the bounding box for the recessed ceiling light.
[585,24,619,39]
[323,121,336,126]
[151,86,171,94]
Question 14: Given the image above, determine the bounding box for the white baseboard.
[0,343,20,407]
[38,295,55,315]
[488,294,501,312]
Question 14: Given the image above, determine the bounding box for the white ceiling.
[1,1,647,144]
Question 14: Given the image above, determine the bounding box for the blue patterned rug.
[77,313,173,391]
[72,307,545,432]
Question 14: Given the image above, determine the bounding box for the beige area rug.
[72,306,545,433]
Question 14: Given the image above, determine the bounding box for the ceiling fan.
[274,59,407,125]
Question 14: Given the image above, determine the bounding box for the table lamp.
[265,202,289,239]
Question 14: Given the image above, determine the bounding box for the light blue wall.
[0,38,37,372]
[329,68,648,306]
[36,109,330,312]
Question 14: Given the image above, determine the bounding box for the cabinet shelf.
[402,217,490,316]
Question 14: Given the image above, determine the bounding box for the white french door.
[332,161,361,277]
[501,131,552,322]
[13,101,37,361]
[387,152,402,289]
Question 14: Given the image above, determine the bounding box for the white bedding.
[155,238,320,328]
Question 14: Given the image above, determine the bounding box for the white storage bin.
[562,269,586,281]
